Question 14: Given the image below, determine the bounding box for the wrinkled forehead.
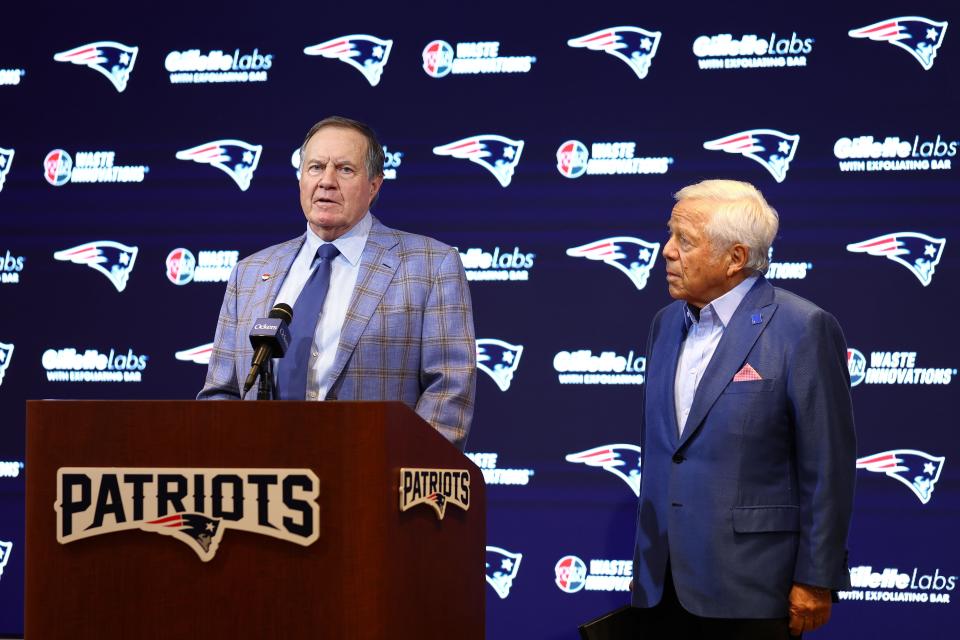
[303,126,368,160]
[669,198,712,230]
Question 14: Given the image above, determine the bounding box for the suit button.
[672,454,685,464]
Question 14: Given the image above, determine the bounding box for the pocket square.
[733,363,762,382]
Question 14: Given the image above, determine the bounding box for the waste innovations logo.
[466,452,535,486]
[0,146,13,192]
[175,343,213,365]
[566,444,642,496]
[555,555,632,593]
[292,144,403,181]
[166,248,238,285]
[166,47,273,84]
[0,342,12,387]
[856,449,945,504]
[556,140,673,178]
[846,348,955,387]
[53,41,138,92]
[56,467,319,561]
[0,68,25,86]
[566,237,660,290]
[765,246,811,280]
[43,149,148,186]
[693,31,814,70]
[704,129,799,183]
[846,232,945,286]
[54,241,138,292]
[835,134,956,173]
[43,347,149,383]
[433,135,523,187]
[476,339,523,391]
[838,564,956,605]
[398,468,470,520]
[303,34,392,86]
[848,17,948,70]
[0,540,10,579]
[0,460,23,479]
[1,249,24,284]
[458,246,535,282]
[176,139,262,191]
[567,26,661,79]
[486,546,522,599]
[421,39,536,77]
[554,349,646,386]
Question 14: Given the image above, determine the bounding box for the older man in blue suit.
[632,180,856,638]
[198,116,476,450]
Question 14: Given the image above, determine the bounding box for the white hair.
[674,179,779,274]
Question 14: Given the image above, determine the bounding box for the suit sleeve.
[197,264,243,400]
[788,309,856,589]
[415,247,477,451]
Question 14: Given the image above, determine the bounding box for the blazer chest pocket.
[724,378,776,394]
[732,505,800,533]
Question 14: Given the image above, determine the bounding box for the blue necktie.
[277,243,340,400]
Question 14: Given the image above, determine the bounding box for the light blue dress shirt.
[273,212,371,400]
[674,275,759,435]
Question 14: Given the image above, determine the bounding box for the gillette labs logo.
[554,350,646,386]
[458,246,535,282]
[166,48,273,83]
[835,134,956,172]
[43,348,149,383]
[694,31,814,69]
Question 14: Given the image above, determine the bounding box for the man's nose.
[318,164,338,187]
[663,237,677,257]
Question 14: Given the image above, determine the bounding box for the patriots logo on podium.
[567,26,662,79]
[486,546,523,599]
[566,444,642,496]
[0,147,14,193]
[303,34,393,86]
[849,17,948,70]
[433,135,524,187]
[476,339,524,391]
[175,343,213,365]
[0,342,13,387]
[0,540,11,578]
[846,232,945,286]
[704,129,799,183]
[566,236,660,290]
[857,449,945,504]
[53,41,138,92]
[53,240,139,292]
[146,513,224,559]
[176,140,262,191]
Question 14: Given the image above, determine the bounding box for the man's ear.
[727,243,750,276]
[369,175,384,204]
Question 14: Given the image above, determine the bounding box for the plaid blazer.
[197,216,476,450]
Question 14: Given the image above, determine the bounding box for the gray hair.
[674,179,779,274]
[299,116,385,206]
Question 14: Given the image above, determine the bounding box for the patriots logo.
[849,17,948,70]
[857,449,945,504]
[566,236,660,290]
[146,513,224,560]
[846,232,945,286]
[476,339,523,391]
[0,540,11,578]
[176,140,262,191]
[704,129,800,183]
[567,26,662,80]
[0,147,14,193]
[53,241,138,292]
[303,34,393,86]
[565,444,642,496]
[0,342,13,387]
[175,343,213,365]
[486,546,523,599]
[433,135,524,187]
[53,41,138,92]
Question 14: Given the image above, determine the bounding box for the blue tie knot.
[317,243,340,262]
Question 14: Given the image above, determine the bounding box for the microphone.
[243,303,293,397]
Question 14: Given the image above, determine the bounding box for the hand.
[788,583,831,636]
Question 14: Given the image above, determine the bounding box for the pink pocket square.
[733,363,762,382]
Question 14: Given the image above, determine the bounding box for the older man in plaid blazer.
[198,117,476,450]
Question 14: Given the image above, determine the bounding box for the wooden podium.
[25,400,485,639]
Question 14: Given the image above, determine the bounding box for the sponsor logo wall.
[0,6,957,639]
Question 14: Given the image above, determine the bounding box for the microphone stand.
[257,359,274,400]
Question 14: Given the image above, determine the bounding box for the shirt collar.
[684,274,760,330]
[304,211,372,267]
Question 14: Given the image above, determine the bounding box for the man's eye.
[338,166,355,175]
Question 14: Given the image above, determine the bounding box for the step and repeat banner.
[1,3,957,638]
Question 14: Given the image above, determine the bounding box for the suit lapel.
[325,217,400,387]
[678,278,778,449]
[246,234,305,318]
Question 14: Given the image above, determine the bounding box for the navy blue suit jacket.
[632,277,856,618]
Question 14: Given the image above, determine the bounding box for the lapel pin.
[751,312,762,325]
[261,273,271,281]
